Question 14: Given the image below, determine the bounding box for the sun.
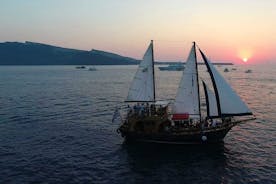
[238,48,252,63]
[243,58,248,62]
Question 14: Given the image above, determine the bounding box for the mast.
[151,40,156,102]
[194,42,201,120]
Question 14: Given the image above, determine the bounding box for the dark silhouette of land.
[0,41,139,65]
[0,41,233,65]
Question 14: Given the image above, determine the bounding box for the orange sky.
[1,0,276,64]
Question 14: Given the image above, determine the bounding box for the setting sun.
[238,48,252,64]
[243,58,248,62]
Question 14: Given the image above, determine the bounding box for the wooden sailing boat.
[117,41,255,144]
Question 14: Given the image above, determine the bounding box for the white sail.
[172,44,200,118]
[200,50,252,117]
[202,81,219,117]
[125,41,155,102]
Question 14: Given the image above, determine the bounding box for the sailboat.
[116,41,255,144]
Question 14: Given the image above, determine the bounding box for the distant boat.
[76,66,86,69]
[232,68,237,71]
[159,63,185,71]
[88,66,97,71]
[224,68,229,72]
[116,41,255,144]
[245,69,252,73]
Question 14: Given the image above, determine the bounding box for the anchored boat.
[158,63,185,71]
[115,41,255,144]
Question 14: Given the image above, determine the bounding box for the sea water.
[0,64,275,183]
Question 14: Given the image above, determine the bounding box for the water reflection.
[122,142,228,183]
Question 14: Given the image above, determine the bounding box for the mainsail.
[125,41,155,102]
[199,49,252,117]
[172,43,200,118]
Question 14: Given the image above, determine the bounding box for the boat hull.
[120,126,232,144]
[158,67,184,71]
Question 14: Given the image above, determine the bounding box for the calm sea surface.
[0,64,275,183]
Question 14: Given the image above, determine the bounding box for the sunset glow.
[238,48,253,64]
[0,0,276,64]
